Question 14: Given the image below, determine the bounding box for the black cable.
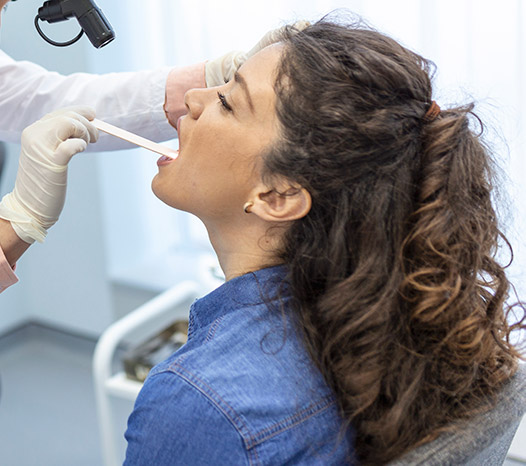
[34,15,84,47]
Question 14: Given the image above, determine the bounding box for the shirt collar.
[189,265,289,332]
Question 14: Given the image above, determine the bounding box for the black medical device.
[34,0,115,48]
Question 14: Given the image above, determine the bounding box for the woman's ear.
[248,182,311,222]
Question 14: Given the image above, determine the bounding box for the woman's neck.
[205,218,284,281]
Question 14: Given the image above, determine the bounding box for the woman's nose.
[184,88,211,120]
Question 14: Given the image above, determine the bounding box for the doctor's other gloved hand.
[0,106,98,244]
[204,20,311,88]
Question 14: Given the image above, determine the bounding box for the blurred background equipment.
[122,319,188,383]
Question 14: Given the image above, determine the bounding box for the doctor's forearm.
[0,50,206,150]
[0,219,30,267]
[0,62,174,150]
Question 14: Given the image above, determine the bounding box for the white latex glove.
[0,106,98,244]
[205,20,310,88]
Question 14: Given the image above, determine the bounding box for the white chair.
[92,281,200,466]
[93,253,224,466]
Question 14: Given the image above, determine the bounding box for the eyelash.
[217,92,233,113]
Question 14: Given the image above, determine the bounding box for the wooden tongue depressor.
[92,119,178,159]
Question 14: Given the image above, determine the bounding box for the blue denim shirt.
[124,266,355,465]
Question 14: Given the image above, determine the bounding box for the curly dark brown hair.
[262,17,526,464]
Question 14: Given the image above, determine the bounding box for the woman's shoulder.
[143,299,352,463]
[154,298,333,407]
[125,363,251,465]
[130,343,354,465]
[155,265,330,402]
[132,261,356,463]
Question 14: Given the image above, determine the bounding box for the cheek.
[151,162,210,213]
[150,115,275,215]
[151,159,254,219]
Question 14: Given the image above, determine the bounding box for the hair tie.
[423,101,441,122]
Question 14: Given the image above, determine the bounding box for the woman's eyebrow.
[234,71,255,113]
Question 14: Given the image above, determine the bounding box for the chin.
[151,175,169,205]
[151,176,186,211]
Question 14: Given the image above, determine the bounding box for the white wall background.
[0,0,524,339]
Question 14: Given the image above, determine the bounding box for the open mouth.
[157,154,175,166]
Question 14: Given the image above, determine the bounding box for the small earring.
[243,202,254,214]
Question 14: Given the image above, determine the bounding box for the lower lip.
[157,152,178,166]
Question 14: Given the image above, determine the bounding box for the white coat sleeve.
[0,49,176,151]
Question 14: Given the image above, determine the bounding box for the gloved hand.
[0,106,98,244]
[205,20,310,88]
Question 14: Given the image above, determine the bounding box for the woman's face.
[152,45,282,222]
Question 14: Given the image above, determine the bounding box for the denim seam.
[248,395,337,447]
[167,362,255,449]
[205,315,225,343]
[187,305,197,340]
[164,362,337,451]
[247,443,262,466]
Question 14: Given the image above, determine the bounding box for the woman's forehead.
[240,44,283,84]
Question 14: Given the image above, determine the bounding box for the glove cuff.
[0,193,47,244]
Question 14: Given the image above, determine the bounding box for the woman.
[124,18,525,465]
